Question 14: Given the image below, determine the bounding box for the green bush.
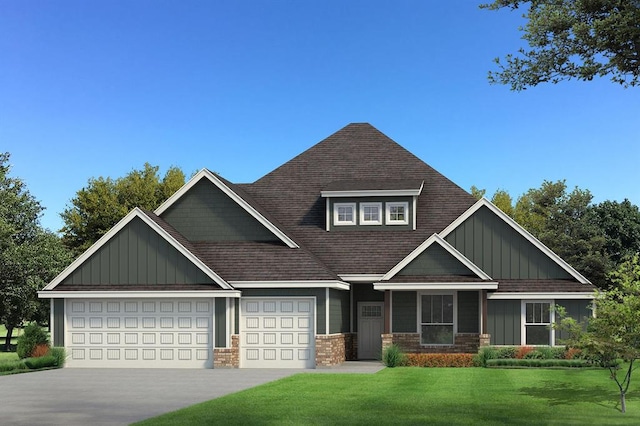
[473,346,497,367]
[16,324,49,359]
[49,347,66,367]
[382,344,406,367]
[0,360,27,372]
[495,346,518,359]
[486,358,591,368]
[24,355,57,369]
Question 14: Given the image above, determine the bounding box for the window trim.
[333,202,356,226]
[386,202,409,225]
[521,300,555,346]
[418,291,457,346]
[359,202,383,225]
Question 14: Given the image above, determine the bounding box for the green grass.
[0,352,19,362]
[134,367,640,425]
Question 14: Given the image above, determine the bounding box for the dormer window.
[386,202,409,225]
[334,203,356,226]
[360,203,382,225]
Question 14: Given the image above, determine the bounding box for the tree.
[0,153,71,350]
[557,254,640,413]
[589,199,640,265]
[482,0,640,90]
[61,163,185,255]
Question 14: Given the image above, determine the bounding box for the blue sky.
[2,1,638,232]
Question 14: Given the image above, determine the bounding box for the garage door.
[66,299,213,368]
[240,298,315,368]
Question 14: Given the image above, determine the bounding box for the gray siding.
[215,298,227,348]
[240,288,326,334]
[329,197,413,231]
[352,283,384,332]
[329,289,350,334]
[234,299,240,334]
[162,179,278,242]
[61,217,215,286]
[399,244,474,276]
[556,299,592,342]
[445,206,573,280]
[487,299,521,345]
[392,291,417,333]
[53,299,65,346]
[457,291,479,333]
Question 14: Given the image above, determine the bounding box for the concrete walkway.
[0,362,384,426]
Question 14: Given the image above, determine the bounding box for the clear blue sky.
[2,1,638,232]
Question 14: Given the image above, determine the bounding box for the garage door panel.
[240,297,315,368]
[66,299,213,368]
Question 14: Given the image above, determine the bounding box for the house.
[38,123,595,368]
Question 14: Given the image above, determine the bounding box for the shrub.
[49,347,66,367]
[486,358,591,368]
[406,353,474,367]
[495,346,518,359]
[16,324,49,359]
[24,355,57,370]
[515,346,534,359]
[473,346,497,367]
[31,343,50,358]
[0,360,28,372]
[565,347,582,360]
[382,344,406,367]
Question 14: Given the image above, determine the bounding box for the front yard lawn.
[135,367,640,425]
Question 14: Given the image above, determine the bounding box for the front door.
[358,302,384,359]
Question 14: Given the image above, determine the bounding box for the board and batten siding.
[392,291,417,333]
[352,284,384,333]
[556,299,593,341]
[215,298,227,347]
[53,298,65,346]
[487,299,521,345]
[329,289,350,334]
[161,179,278,242]
[445,205,573,280]
[457,291,479,333]
[398,244,475,276]
[61,217,215,286]
[240,288,327,334]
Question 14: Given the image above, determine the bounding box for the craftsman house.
[39,123,595,368]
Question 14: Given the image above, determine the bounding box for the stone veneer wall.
[382,333,490,354]
[316,333,356,366]
[213,335,239,368]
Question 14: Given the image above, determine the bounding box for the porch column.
[384,290,391,334]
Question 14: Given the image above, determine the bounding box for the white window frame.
[418,291,457,346]
[521,300,555,346]
[333,203,356,226]
[386,202,409,225]
[359,202,382,225]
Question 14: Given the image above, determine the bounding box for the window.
[333,203,356,226]
[359,202,382,225]
[421,294,454,345]
[524,301,553,345]
[386,202,409,225]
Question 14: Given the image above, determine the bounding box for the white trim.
[350,284,354,332]
[38,290,241,299]
[333,202,357,226]
[321,185,423,198]
[439,198,591,284]
[521,300,555,346]
[382,234,492,281]
[374,282,498,291]
[325,288,330,336]
[49,299,54,344]
[229,281,350,290]
[339,274,385,282]
[487,292,595,300]
[412,196,417,230]
[385,201,409,225]
[359,202,383,225]
[43,208,234,291]
[325,198,330,231]
[154,169,299,248]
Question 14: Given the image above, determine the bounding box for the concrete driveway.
[0,362,383,425]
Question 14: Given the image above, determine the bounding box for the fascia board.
[338,274,385,282]
[321,189,422,197]
[155,169,299,249]
[487,292,596,300]
[382,234,491,281]
[38,290,242,299]
[374,282,499,291]
[439,198,591,285]
[230,281,350,291]
[43,208,233,291]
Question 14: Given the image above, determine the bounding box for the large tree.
[0,153,71,350]
[589,199,640,265]
[61,163,185,255]
[482,0,640,90]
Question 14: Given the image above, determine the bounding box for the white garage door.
[240,298,315,368]
[66,298,213,368]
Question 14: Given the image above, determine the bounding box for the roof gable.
[440,198,590,284]
[44,208,232,290]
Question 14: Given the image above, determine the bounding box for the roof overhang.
[487,292,596,300]
[321,180,424,198]
[38,290,242,299]
[230,281,350,290]
[339,274,385,282]
[374,282,499,291]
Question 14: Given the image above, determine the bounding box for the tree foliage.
[0,153,72,350]
[590,199,640,265]
[557,254,640,413]
[61,163,185,255]
[482,0,640,90]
